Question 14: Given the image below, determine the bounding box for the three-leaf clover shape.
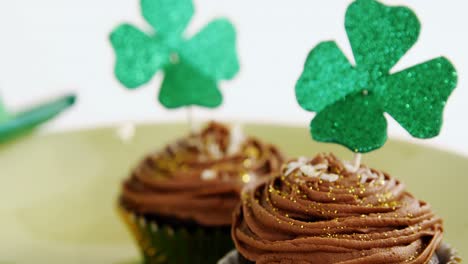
[110,0,240,109]
[296,0,458,153]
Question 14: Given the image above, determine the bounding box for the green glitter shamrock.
[110,0,240,109]
[295,0,458,153]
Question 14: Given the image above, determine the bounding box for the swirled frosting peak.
[233,153,443,263]
[121,122,284,226]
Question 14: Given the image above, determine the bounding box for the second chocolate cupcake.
[230,153,459,264]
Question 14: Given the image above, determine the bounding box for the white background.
[0,0,467,155]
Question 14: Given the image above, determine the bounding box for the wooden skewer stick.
[187,106,195,133]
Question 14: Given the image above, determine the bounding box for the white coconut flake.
[285,157,310,176]
[314,163,329,170]
[357,167,379,184]
[116,122,135,143]
[285,161,303,176]
[227,123,246,155]
[320,173,339,182]
[299,165,319,178]
[201,169,217,180]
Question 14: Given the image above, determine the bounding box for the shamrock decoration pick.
[110,0,240,109]
[295,0,458,153]
[0,94,76,143]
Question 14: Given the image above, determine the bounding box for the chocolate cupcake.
[225,154,460,264]
[119,122,284,263]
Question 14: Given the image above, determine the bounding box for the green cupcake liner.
[119,206,234,264]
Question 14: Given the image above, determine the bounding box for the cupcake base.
[218,243,461,264]
[119,206,234,264]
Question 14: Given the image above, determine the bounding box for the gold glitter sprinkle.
[241,173,251,183]
[245,146,260,158]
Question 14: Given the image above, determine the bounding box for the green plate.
[0,123,465,263]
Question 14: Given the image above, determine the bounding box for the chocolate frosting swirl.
[120,122,284,227]
[233,153,443,264]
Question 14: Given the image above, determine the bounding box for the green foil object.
[120,207,233,264]
[110,0,240,109]
[0,94,76,143]
[295,0,458,153]
[0,99,8,123]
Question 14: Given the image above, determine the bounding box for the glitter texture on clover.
[295,0,458,153]
[110,0,240,109]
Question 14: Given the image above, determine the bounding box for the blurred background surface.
[0,0,467,155]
